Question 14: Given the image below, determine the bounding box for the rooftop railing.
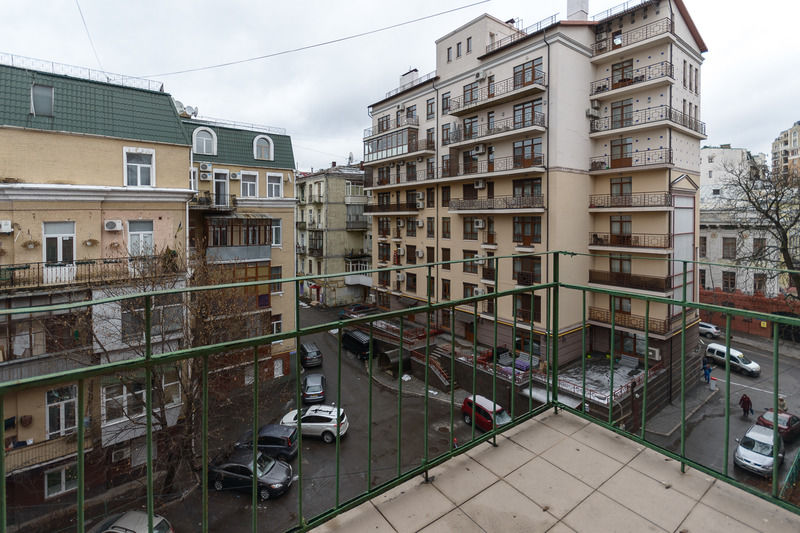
[591,0,657,21]
[384,70,436,99]
[592,18,671,56]
[485,14,559,54]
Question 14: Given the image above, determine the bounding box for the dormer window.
[31,84,54,116]
[254,135,274,160]
[192,127,217,155]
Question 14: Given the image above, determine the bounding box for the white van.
[705,343,761,377]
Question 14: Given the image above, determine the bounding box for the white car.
[705,343,761,377]
[734,424,784,477]
[280,404,349,443]
[88,511,173,533]
[699,321,721,338]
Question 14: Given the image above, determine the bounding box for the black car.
[300,342,323,367]
[209,449,292,501]
[234,424,299,461]
[302,373,326,404]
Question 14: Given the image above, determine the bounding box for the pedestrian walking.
[738,394,753,418]
[703,364,711,384]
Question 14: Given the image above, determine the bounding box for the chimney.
[398,68,419,88]
[567,0,589,21]
[331,161,337,168]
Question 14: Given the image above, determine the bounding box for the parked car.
[756,409,800,442]
[461,395,511,432]
[705,343,761,377]
[302,373,326,403]
[338,304,379,319]
[234,424,298,461]
[280,404,349,443]
[88,511,173,533]
[699,322,721,339]
[342,329,374,359]
[734,424,784,477]
[208,449,292,501]
[300,342,323,367]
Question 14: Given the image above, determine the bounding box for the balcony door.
[611,99,633,129]
[214,171,229,206]
[611,59,634,89]
[43,221,76,284]
[610,138,632,169]
[610,215,631,246]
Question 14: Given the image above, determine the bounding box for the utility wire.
[74,0,104,71]
[145,0,490,77]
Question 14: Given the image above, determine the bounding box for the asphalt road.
[163,305,472,532]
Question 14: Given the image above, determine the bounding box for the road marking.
[710,376,786,395]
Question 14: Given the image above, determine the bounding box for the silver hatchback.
[734,424,784,477]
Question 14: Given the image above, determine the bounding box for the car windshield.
[739,355,753,365]
[740,436,773,456]
[256,454,275,477]
[493,409,511,426]
[763,412,791,426]
[307,384,323,393]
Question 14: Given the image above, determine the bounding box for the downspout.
[543,28,551,304]
[432,78,440,324]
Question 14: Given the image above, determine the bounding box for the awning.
[207,213,274,222]
[520,385,583,408]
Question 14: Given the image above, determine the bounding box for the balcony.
[588,306,669,335]
[363,139,436,164]
[363,115,419,139]
[589,148,673,172]
[480,266,496,282]
[189,193,236,210]
[484,13,558,54]
[308,246,324,257]
[309,193,324,204]
[346,217,369,231]
[364,202,421,214]
[588,191,672,210]
[515,271,541,286]
[296,221,307,230]
[449,194,545,213]
[296,244,307,255]
[589,232,672,250]
[590,105,706,137]
[588,269,672,292]
[448,72,547,116]
[6,435,93,475]
[590,61,674,97]
[445,114,545,148]
[446,154,546,182]
[206,244,270,262]
[482,231,498,247]
[591,18,672,58]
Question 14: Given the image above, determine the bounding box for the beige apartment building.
[771,120,800,174]
[296,163,371,306]
[363,0,706,410]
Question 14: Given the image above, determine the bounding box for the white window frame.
[123,147,156,187]
[271,219,282,247]
[43,221,76,264]
[128,220,154,257]
[253,135,274,160]
[45,462,78,499]
[266,173,283,198]
[46,385,78,440]
[240,171,258,198]
[190,168,198,191]
[31,84,54,117]
[192,127,217,156]
[101,381,145,426]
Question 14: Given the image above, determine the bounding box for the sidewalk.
[367,359,470,408]
[722,330,800,360]
[644,379,718,437]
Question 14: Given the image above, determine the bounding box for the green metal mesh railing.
[1,251,798,532]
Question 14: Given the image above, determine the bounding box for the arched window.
[254,135,274,160]
[193,127,217,155]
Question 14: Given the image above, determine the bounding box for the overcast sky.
[2,0,798,170]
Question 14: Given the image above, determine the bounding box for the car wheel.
[214,479,224,491]
[322,431,335,444]
[260,488,270,501]
[705,332,714,338]
[463,414,472,426]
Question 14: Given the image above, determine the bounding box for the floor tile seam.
[376,480,457,533]
[696,480,789,532]
[370,501,402,533]
[567,429,645,465]
[537,415,589,437]
[429,462,500,508]
[535,453,599,495]
[540,437,627,476]
[465,437,538,477]
[500,476,564,526]
[592,473,689,533]
[506,428,569,457]
[625,450,715,501]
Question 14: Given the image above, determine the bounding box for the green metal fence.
[1,250,798,532]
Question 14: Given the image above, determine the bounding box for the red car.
[461,395,511,432]
[756,409,800,441]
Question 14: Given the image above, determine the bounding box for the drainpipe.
[543,28,552,317]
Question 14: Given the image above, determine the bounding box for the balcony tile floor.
[314,409,799,533]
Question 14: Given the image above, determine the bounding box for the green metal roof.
[182,119,295,170]
[0,64,190,145]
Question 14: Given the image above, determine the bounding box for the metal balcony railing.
[364,202,421,214]
[189,193,236,209]
[308,246,324,257]
[449,195,545,211]
[588,269,672,292]
[591,18,671,56]
[3,252,798,532]
[363,115,419,138]
[444,113,545,145]
[295,245,307,255]
[363,139,436,164]
[590,148,673,171]
[296,221,307,230]
[345,217,369,230]
[515,271,541,286]
[590,61,673,95]
[484,14,558,54]
[448,71,547,115]
[589,232,672,248]
[384,70,436,99]
[588,191,672,209]
[590,105,706,136]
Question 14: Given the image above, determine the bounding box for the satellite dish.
[192,106,199,117]
[185,106,196,116]
[174,100,186,114]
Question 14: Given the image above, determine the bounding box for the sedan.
[88,511,173,533]
[209,449,292,501]
[302,373,326,404]
[756,409,800,442]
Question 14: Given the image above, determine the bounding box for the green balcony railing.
[1,251,799,532]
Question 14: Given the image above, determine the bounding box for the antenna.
[174,100,186,114]
[348,152,354,165]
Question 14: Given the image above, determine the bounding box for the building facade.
[362,0,706,420]
[771,120,800,175]
[295,163,371,306]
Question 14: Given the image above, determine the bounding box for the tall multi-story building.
[0,57,193,509]
[183,113,297,379]
[363,0,706,393]
[771,120,800,174]
[295,163,371,305]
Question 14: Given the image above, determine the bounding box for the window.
[442,248,450,269]
[612,59,633,87]
[377,115,391,132]
[267,174,283,198]
[466,36,472,53]
[610,254,631,274]
[442,279,451,300]
[442,217,451,239]
[427,246,435,263]
[254,135,274,160]
[722,237,737,259]
[512,178,541,197]
[271,314,282,335]
[515,294,541,322]
[463,116,478,141]
[190,168,198,191]
[121,294,182,342]
[447,47,452,62]
[31,84,54,116]
[44,221,75,265]
[610,215,632,236]
[442,92,450,114]
[427,187,435,207]
[722,271,736,292]
[271,266,282,293]
[124,148,154,186]
[754,274,767,294]
[611,138,632,166]
[463,250,478,274]
[128,220,154,256]
[442,123,451,145]
[406,216,416,237]
[513,256,541,283]
[753,237,766,257]
[407,245,416,264]
[378,243,390,262]
[463,282,477,298]
[441,186,451,207]
[513,58,543,88]
[611,99,633,129]
[102,381,145,424]
[193,127,216,155]
[406,272,417,292]
[426,98,435,120]
[708,155,715,163]
[513,100,542,129]
[456,42,462,57]
[614,296,631,314]
[464,82,479,105]
[699,269,706,289]
[463,217,478,240]
[513,216,541,244]
[699,236,707,257]
[426,217,435,238]
[241,172,258,197]
[47,386,77,439]
[712,188,720,196]
[426,157,435,179]
[513,138,542,168]
[45,463,78,498]
[406,105,417,119]
[683,60,687,87]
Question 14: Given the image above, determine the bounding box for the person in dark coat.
[738,394,753,417]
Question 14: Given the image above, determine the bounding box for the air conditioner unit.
[199,162,212,172]
[416,249,424,258]
[104,220,123,232]
[473,288,485,296]
[200,172,212,181]
[367,294,376,304]
[476,70,487,80]
[417,156,424,162]
[390,162,396,168]
[396,272,406,281]
[416,219,424,228]
[416,201,425,209]
[0,220,12,233]
[472,144,486,155]
[595,41,608,51]
[647,347,661,361]
[229,172,240,180]
[591,99,601,110]
[586,108,600,119]
[398,104,405,111]
[397,248,405,256]
[596,32,607,42]
[474,219,486,229]
[416,192,425,201]
[474,179,486,189]
[397,219,405,227]
[111,447,131,463]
